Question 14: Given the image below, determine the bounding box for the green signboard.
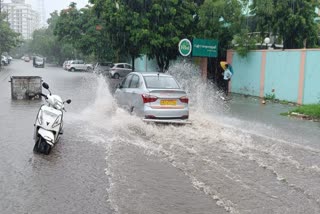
[178,39,192,56]
[192,39,218,57]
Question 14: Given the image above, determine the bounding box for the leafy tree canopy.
[91,0,197,71]
[0,13,21,57]
[26,11,75,64]
[251,0,320,49]
[54,3,113,62]
[197,0,249,58]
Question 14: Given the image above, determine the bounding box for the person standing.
[220,61,233,96]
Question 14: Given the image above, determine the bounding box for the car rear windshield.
[144,76,180,89]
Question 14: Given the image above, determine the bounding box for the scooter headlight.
[37,110,43,125]
[52,115,62,128]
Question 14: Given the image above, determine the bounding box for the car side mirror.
[66,99,72,104]
[42,82,49,89]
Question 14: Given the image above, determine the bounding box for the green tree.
[54,3,113,62]
[91,0,197,71]
[251,0,320,49]
[90,0,147,69]
[196,0,252,82]
[27,11,75,64]
[197,0,250,58]
[0,13,20,62]
[144,0,197,71]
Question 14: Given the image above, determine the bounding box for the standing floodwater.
[1,60,320,214]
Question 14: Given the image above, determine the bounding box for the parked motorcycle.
[33,82,71,155]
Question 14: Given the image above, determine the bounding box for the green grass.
[264,93,275,100]
[279,100,289,105]
[280,112,289,116]
[287,104,320,118]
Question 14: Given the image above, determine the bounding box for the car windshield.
[144,76,180,89]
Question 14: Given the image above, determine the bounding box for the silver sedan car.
[114,72,190,124]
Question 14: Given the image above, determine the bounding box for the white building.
[36,0,46,27]
[3,0,40,40]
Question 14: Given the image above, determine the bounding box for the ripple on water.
[78,64,320,214]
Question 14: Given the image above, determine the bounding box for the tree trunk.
[164,56,169,71]
[131,55,135,71]
[156,54,164,72]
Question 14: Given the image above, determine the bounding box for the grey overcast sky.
[31,0,89,18]
[4,0,89,21]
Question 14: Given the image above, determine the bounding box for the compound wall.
[227,49,320,104]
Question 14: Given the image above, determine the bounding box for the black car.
[33,56,45,68]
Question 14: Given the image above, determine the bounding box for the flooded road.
[1,60,320,214]
[0,62,113,214]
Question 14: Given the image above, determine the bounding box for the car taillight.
[142,94,158,103]
[180,96,189,103]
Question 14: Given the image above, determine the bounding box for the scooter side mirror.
[66,99,72,104]
[42,82,49,89]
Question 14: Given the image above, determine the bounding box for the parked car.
[7,56,12,64]
[33,56,45,68]
[24,56,30,62]
[94,62,113,75]
[67,60,93,72]
[1,55,8,66]
[109,63,133,79]
[114,72,190,124]
[62,60,69,70]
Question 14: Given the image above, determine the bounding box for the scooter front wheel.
[33,136,52,155]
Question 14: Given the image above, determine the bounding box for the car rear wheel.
[70,68,75,72]
[114,73,120,79]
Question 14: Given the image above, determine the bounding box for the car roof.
[114,63,131,65]
[97,62,113,65]
[131,71,173,77]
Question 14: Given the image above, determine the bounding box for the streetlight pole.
[264,37,270,49]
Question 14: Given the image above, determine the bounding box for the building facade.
[3,0,40,40]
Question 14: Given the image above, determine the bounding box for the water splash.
[76,63,320,214]
[168,61,230,115]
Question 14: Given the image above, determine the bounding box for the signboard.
[178,39,192,56]
[192,39,218,57]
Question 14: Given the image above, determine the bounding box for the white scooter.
[33,82,71,155]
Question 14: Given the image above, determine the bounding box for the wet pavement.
[1,60,320,214]
[0,62,112,214]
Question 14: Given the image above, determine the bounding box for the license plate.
[160,100,177,105]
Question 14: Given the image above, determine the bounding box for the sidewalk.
[216,93,320,146]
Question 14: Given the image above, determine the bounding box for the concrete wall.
[231,52,262,97]
[304,51,320,104]
[227,49,320,104]
[134,55,158,72]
